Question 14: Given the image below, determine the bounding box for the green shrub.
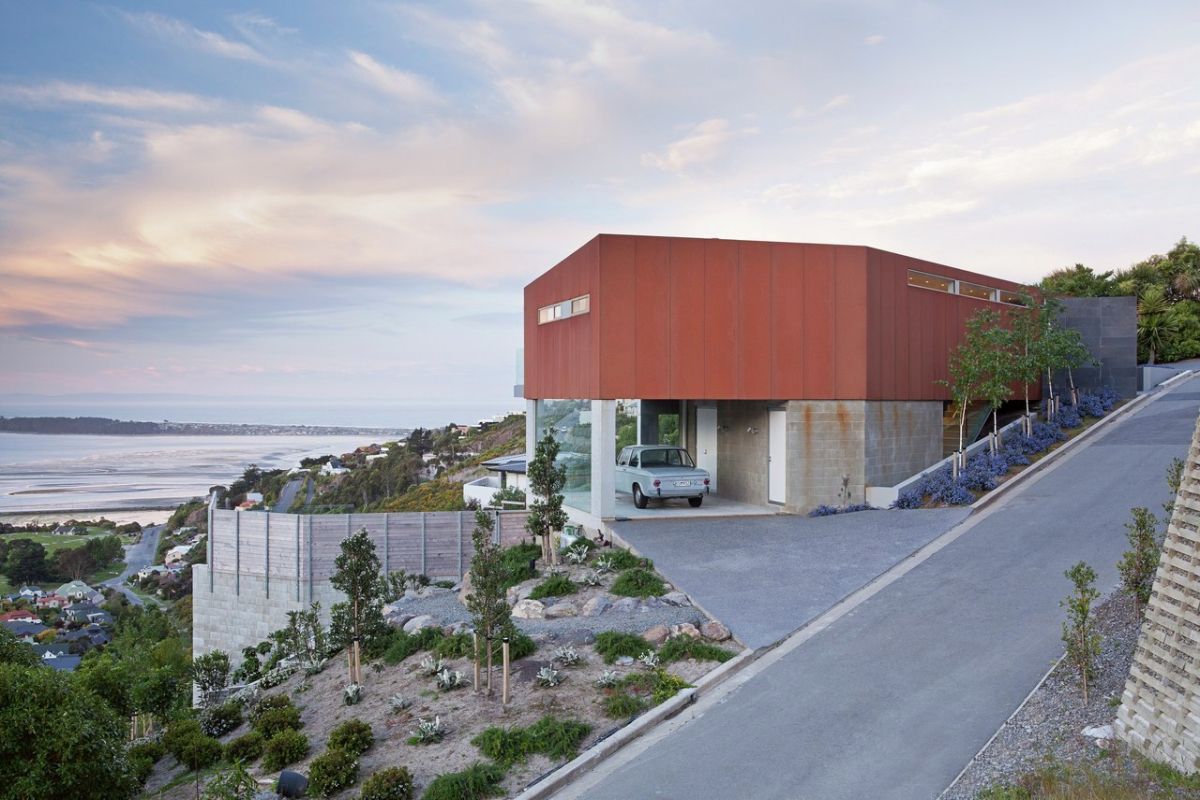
[611,568,666,598]
[529,573,578,600]
[162,718,204,762]
[499,542,541,588]
[603,548,651,571]
[329,718,374,757]
[176,733,222,772]
[595,631,652,664]
[359,766,414,800]
[128,741,164,786]
[262,728,309,771]
[650,672,692,705]
[433,631,474,660]
[200,700,243,737]
[252,703,302,738]
[602,692,646,718]
[422,762,506,800]
[224,731,264,764]
[381,627,445,665]
[471,726,532,767]
[308,748,360,797]
[657,637,733,664]
[526,716,591,761]
[976,787,1031,800]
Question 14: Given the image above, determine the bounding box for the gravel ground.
[943,590,1144,799]
[388,588,706,644]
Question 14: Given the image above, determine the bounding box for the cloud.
[122,11,273,65]
[641,119,749,172]
[0,81,216,112]
[864,34,885,45]
[823,94,851,110]
[348,51,441,104]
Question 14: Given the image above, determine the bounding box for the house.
[137,565,168,581]
[462,453,529,507]
[55,580,103,605]
[61,623,109,647]
[32,643,70,659]
[18,585,45,600]
[44,654,82,672]
[1,619,48,643]
[0,609,39,623]
[36,593,68,610]
[64,602,102,625]
[164,544,192,566]
[523,234,1039,519]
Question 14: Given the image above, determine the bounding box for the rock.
[643,625,670,646]
[615,655,635,667]
[662,591,691,607]
[670,623,701,640]
[458,572,473,604]
[581,595,611,616]
[511,599,546,620]
[386,613,414,630]
[402,615,438,633]
[443,621,471,636]
[641,597,663,609]
[403,588,419,600]
[610,597,638,613]
[506,580,538,606]
[545,601,578,619]
[1082,723,1114,740]
[700,621,731,642]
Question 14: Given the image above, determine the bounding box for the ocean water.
[0,432,381,514]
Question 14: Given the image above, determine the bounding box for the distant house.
[137,565,168,581]
[44,654,82,672]
[0,609,39,624]
[1,620,48,643]
[55,580,103,605]
[245,491,264,504]
[64,602,102,625]
[463,453,529,508]
[18,585,45,600]
[164,544,192,566]
[61,624,109,648]
[32,643,70,659]
[35,594,68,610]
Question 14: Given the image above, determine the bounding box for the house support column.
[591,399,616,520]
[525,399,537,461]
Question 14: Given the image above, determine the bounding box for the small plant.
[595,631,652,664]
[307,748,359,798]
[582,570,602,587]
[536,665,563,687]
[199,700,243,737]
[1061,561,1102,704]
[658,637,734,664]
[419,654,444,676]
[552,644,583,666]
[604,548,651,571]
[1118,506,1160,616]
[381,627,445,665]
[343,682,363,705]
[422,762,506,800]
[388,693,412,713]
[650,671,692,705]
[262,729,309,771]
[603,692,646,719]
[638,650,660,670]
[250,701,302,739]
[471,716,592,766]
[328,718,374,757]
[436,668,466,691]
[529,573,578,600]
[595,670,620,688]
[593,555,616,574]
[611,568,666,598]
[564,543,591,565]
[408,716,445,745]
[1165,456,1186,517]
[359,766,414,800]
[224,731,264,764]
[471,726,532,767]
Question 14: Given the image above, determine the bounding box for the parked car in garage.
[616,445,710,509]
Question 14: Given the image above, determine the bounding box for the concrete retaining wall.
[1052,296,1138,399]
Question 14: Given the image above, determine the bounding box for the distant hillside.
[0,416,408,437]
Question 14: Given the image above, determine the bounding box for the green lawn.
[0,531,128,596]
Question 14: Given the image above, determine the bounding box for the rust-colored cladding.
[524,234,1033,402]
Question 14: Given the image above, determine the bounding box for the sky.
[1,1,1199,425]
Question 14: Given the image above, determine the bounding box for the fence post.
[265,512,271,599]
[307,516,314,605]
[235,511,241,596]
[207,503,214,593]
[457,513,464,580]
[384,514,390,576]
[295,515,301,602]
[420,513,427,576]
[493,510,501,547]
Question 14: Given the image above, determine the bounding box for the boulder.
[443,621,471,636]
[700,621,731,642]
[545,601,578,619]
[581,595,611,617]
[662,591,691,607]
[615,655,635,667]
[511,599,546,620]
[642,625,670,646]
[385,613,415,630]
[506,580,538,606]
[402,615,438,633]
[610,597,638,614]
[670,623,701,640]
[458,572,473,604]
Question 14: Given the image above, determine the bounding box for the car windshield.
[639,448,694,468]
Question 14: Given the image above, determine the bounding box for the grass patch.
[610,568,666,598]
[601,548,652,571]
[595,631,652,664]
[602,692,647,719]
[619,670,692,705]
[658,637,734,663]
[977,753,1200,799]
[500,542,541,589]
[381,627,445,665]
[422,762,506,800]
[471,716,592,767]
[528,573,577,600]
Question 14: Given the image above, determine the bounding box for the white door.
[696,406,718,493]
[769,409,786,504]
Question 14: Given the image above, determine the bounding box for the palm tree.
[1137,286,1178,365]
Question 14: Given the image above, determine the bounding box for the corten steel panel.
[599,235,637,398]
[771,244,805,398]
[738,241,772,398]
[525,234,1033,402]
[633,237,671,398]
[669,238,707,399]
[704,239,739,397]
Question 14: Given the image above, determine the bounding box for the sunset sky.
[2,2,1199,424]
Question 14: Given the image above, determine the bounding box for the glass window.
[537,306,554,324]
[999,291,1026,305]
[536,399,591,513]
[959,282,996,301]
[572,295,590,314]
[639,448,694,468]
[907,270,953,293]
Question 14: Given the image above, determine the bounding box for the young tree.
[274,603,329,671]
[965,309,1015,452]
[330,529,387,686]
[526,433,568,563]
[1118,507,1160,617]
[191,650,230,708]
[1007,297,1046,434]
[1137,285,1178,365]
[939,330,987,476]
[1061,561,1102,704]
[465,510,512,697]
[1164,456,1186,518]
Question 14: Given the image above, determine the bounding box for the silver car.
[616,445,710,509]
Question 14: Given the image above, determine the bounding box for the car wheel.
[688,496,703,508]
[633,484,649,509]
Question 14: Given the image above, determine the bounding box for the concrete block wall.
[864,402,943,486]
[785,400,868,512]
[714,401,770,505]
[1052,296,1138,399]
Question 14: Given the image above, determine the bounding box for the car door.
[615,447,632,494]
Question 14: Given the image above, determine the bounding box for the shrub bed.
[262,728,309,771]
[422,762,506,800]
[359,766,414,800]
[529,573,578,600]
[471,716,592,766]
[610,568,666,598]
[595,631,652,663]
[308,748,359,797]
[658,637,734,664]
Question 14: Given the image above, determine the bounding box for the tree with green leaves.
[191,650,230,708]
[1164,456,1185,518]
[526,433,568,563]
[1138,285,1178,365]
[272,603,328,672]
[1007,297,1046,434]
[201,760,259,800]
[1061,561,1102,704]
[330,528,387,687]
[962,308,1015,452]
[939,323,989,475]
[1118,507,1160,617]
[466,510,512,697]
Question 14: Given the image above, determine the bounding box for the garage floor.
[611,507,970,648]
[613,492,777,520]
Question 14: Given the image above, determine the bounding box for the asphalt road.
[103,524,163,607]
[574,380,1199,800]
[274,478,304,512]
